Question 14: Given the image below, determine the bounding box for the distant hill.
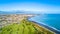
[0,11,24,14]
[0,11,41,14]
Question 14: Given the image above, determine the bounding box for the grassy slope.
[0,19,55,34]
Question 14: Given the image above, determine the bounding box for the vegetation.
[0,19,55,34]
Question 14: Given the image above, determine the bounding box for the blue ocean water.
[29,14,60,31]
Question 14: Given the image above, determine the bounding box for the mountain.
[0,11,24,14]
[0,10,41,14]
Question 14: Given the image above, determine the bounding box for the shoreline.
[0,14,60,34]
[27,15,60,34]
[30,21,60,34]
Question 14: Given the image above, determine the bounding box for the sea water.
[29,14,60,31]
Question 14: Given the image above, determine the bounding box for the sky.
[0,0,60,13]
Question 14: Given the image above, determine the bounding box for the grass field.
[0,19,55,34]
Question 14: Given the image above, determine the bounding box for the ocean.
[29,14,60,31]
